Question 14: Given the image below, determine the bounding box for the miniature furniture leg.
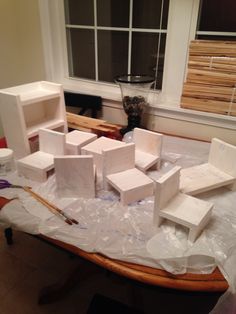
[38,258,100,304]
[4,227,13,245]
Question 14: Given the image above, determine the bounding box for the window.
[196,0,236,41]
[64,0,169,89]
[39,0,236,128]
[180,0,236,117]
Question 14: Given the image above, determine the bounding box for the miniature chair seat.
[133,128,163,172]
[180,138,236,196]
[54,155,95,198]
[17,128,66,182]
[102,143,154,205]
[154,166,213,242]
[65,130,97,155]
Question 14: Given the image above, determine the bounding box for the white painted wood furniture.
[66,130,97,155]
[54,155,95,198]
[81,136,126,177]
[17,128,66,182]
[180,138,236,196]
[133,128,163,172]
[0,81,68,159]
[102,143,154,205]
[154,166,213,242]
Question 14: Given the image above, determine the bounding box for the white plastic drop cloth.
[0,135,236,313]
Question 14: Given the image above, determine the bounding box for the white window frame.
[38,0,236,130]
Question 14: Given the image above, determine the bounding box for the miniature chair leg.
[4,227,13,245]
[188,228,199,243]
[153,214,164,227]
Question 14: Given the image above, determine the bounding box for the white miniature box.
[65,130,97,155]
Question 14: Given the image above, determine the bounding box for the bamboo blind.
[181,40,236,116]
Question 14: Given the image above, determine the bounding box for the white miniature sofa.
[180,138,236,196]
[54,155,95,198]
[102,143,154,206]
[154,166,213,242]
[17,128,66,182]
[65,130,97,155]
[133,128,163,172]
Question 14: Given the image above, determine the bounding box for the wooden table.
[0,194,228,304]
[39,235,228,303]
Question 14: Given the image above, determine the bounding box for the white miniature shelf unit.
[0,81,68,159]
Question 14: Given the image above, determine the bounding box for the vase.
[115,75,154,135]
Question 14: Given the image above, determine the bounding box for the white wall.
[102,100,236,145]
[0,0,46,136]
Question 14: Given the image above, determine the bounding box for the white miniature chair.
[102,143,154,205]
[81,136,126,177]
[180,138,236,196]
[54,155,95,198]
[17,128,66,182]
[154,166,213,242]
[133,128,163,172]
[65,130,97,155]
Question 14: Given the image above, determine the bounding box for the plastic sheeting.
[0,135,236,313]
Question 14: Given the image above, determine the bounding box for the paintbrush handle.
[23,187,78,225]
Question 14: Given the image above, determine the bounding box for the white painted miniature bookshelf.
[0,81,68,159]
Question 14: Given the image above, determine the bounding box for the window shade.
[181,40,236,116]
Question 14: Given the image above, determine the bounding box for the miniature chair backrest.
[39,128,66,156]
[155,166,181,211]
[54,155,95,198]
[208,138,236,178]
[102,143,135,178]
[133,128,163,156]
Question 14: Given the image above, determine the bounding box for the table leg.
[4,227,13,245]
[38,259,100,304]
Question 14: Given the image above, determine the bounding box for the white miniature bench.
[133,128,163,172]
[154,166,213,242]
[65,130,97,155]
[17,128,66,182]
[102,143,154,206]
[54,155,95,198]
[180,138,236,196]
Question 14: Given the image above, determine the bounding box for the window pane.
[198,0,236,32]
[97,0,129,27]
[196,35,236,41]
[67,29,95,80]
[131,33,166,89]
[133,0,169,29]
[98,31,129,82]
[64,0,94,25]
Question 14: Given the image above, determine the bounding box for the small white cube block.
[65,130,97,155]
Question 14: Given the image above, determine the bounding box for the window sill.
[60,78,236,131]
[147,104,236,131]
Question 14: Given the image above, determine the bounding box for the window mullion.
[94,0,98,81]
[127,0,133,74]
[154,0,164,89]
